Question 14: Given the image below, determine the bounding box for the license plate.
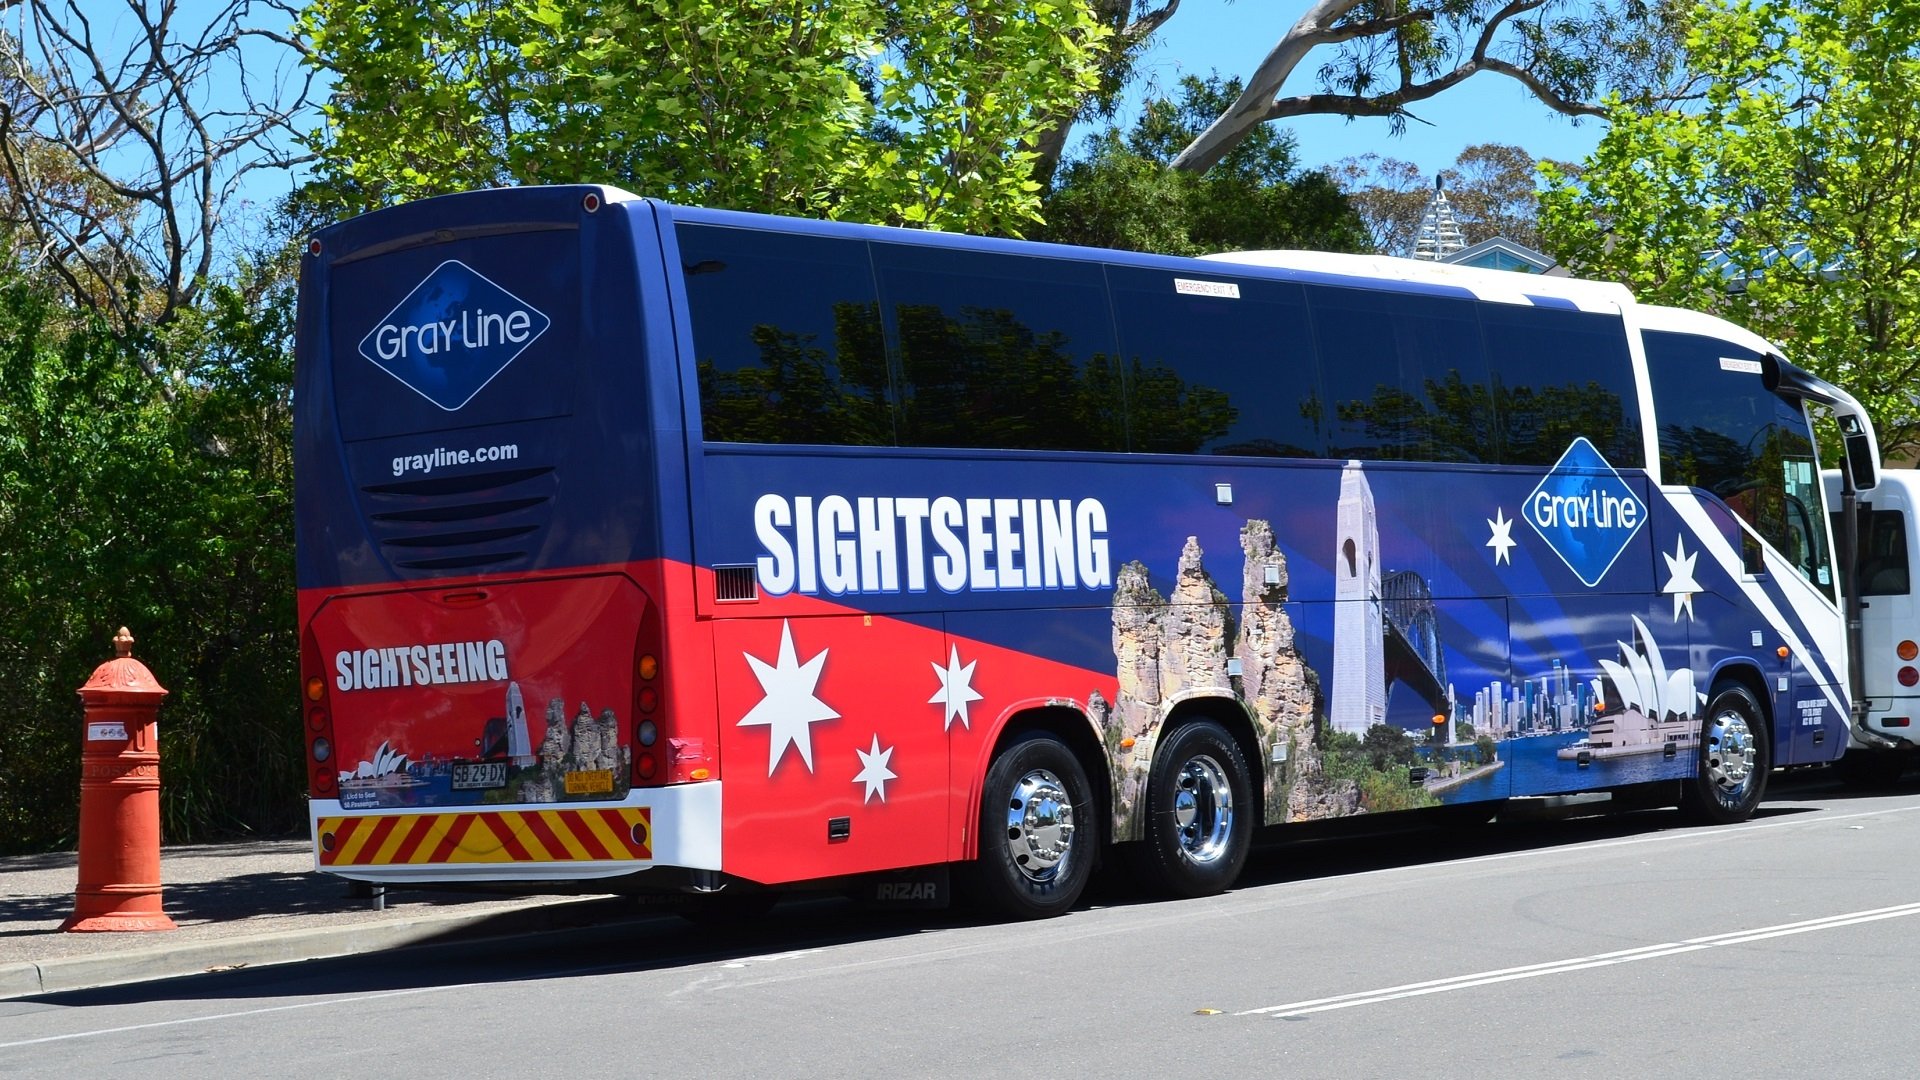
[452,761,509,790]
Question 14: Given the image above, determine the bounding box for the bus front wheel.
[1682,684,1769,824]
[965,731,1095,920]
[1137,720,1253,898]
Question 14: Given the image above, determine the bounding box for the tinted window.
[874,244,1125,452]
[1107,267,1324,457]
[1834,508,1910,596]
[1479,304,1642,467]
[1308,286,1492,462]
[678,224,891,445]
[1647,330,1832,595]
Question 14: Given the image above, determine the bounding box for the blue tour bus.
[295,185,1881,918]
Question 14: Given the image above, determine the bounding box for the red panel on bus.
[707,588,1117,885]
[308,574,650,810]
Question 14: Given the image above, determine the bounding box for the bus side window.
[1306,285,1491,463]
[1105,266,1325,458]
[1478,303,1643,468]
[873,244,1125,453]
[1644,329,1834,599]
[678,224,893,446]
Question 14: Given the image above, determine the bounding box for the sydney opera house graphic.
[1558,615,1702,762]
[338,739,424,788]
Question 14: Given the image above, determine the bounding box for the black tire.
[964,731,1095,920]
[1681,684,1770,824]
[1138,720,1253,898]
[1834,749,1909,790]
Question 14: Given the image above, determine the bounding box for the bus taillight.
[1900,667,1918,688]
[301,631,338,798]
[1899,640,1918,661]
[631,602,668,785]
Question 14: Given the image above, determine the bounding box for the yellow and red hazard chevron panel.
[317,807,652,867]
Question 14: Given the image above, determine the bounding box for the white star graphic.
[737,620,839,775]
[929,644,984,731]
[1487,507,1517,565]
[853,734,897,804]
[1662,534,1702,622]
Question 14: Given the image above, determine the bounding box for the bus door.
[1772,453,1847,765]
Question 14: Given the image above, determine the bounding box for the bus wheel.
[1139,720,1252,898]
[1682,684,1770,824]
[966,732,1094,920]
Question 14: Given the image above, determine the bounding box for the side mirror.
[1848,431,1878,490]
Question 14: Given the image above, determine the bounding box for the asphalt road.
[6,771,1920,1079]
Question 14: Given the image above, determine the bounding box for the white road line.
[7,803,1916,1048]
[1239,900,1920,1018]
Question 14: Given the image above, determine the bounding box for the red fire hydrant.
[63,627,177,932]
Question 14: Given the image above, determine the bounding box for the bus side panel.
[1503,592,1695,795]
[710,605,952,884]
[1663,487,1850,765]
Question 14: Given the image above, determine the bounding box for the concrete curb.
[0,895,652,1000]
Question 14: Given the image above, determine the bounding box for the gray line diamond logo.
[357,260,549,411]
[1523,437,1647,587]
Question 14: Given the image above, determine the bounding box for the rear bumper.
[310,782,722,884]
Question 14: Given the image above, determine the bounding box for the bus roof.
[1635,302,1782,356]
[1199,249,1636,314]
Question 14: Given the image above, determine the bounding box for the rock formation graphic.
[1101,521,1361,831]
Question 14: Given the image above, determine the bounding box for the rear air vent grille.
[714,566,759,602]
[359,465,557,576]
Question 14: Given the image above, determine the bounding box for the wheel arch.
[1707,659,1774,752]
[1113,690,1265,842]
[964,699,1110,862]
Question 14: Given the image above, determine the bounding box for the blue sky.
[1114,0,1610,178]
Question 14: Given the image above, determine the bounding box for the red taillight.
[631,615,666,784]
[302,632,338,798]
[1899,666,1918,687]
[1885,717,1913,728]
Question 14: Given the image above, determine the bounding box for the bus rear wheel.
[965,731,1094,920]
[1682,684,1769,824]
[1137,720,1252,898]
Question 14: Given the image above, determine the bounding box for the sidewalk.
[0,839,640,999]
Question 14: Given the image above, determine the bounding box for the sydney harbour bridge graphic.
[1331,462,1449,735]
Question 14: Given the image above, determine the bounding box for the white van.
[1824,468,1920,784]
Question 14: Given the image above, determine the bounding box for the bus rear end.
[294,186,718,886]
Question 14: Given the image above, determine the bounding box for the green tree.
[1539,0,1920,459]
[0,265,299,854]
[1331,144,1578,257]
[1360,722,1423,772]
[1036,74,1369,255]
[1475,733,1498,765]
[300,0,1107,234]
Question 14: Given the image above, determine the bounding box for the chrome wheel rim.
[1703,706,1758,799]
[1172,753,1235,865]
[1004,767,1075,883]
